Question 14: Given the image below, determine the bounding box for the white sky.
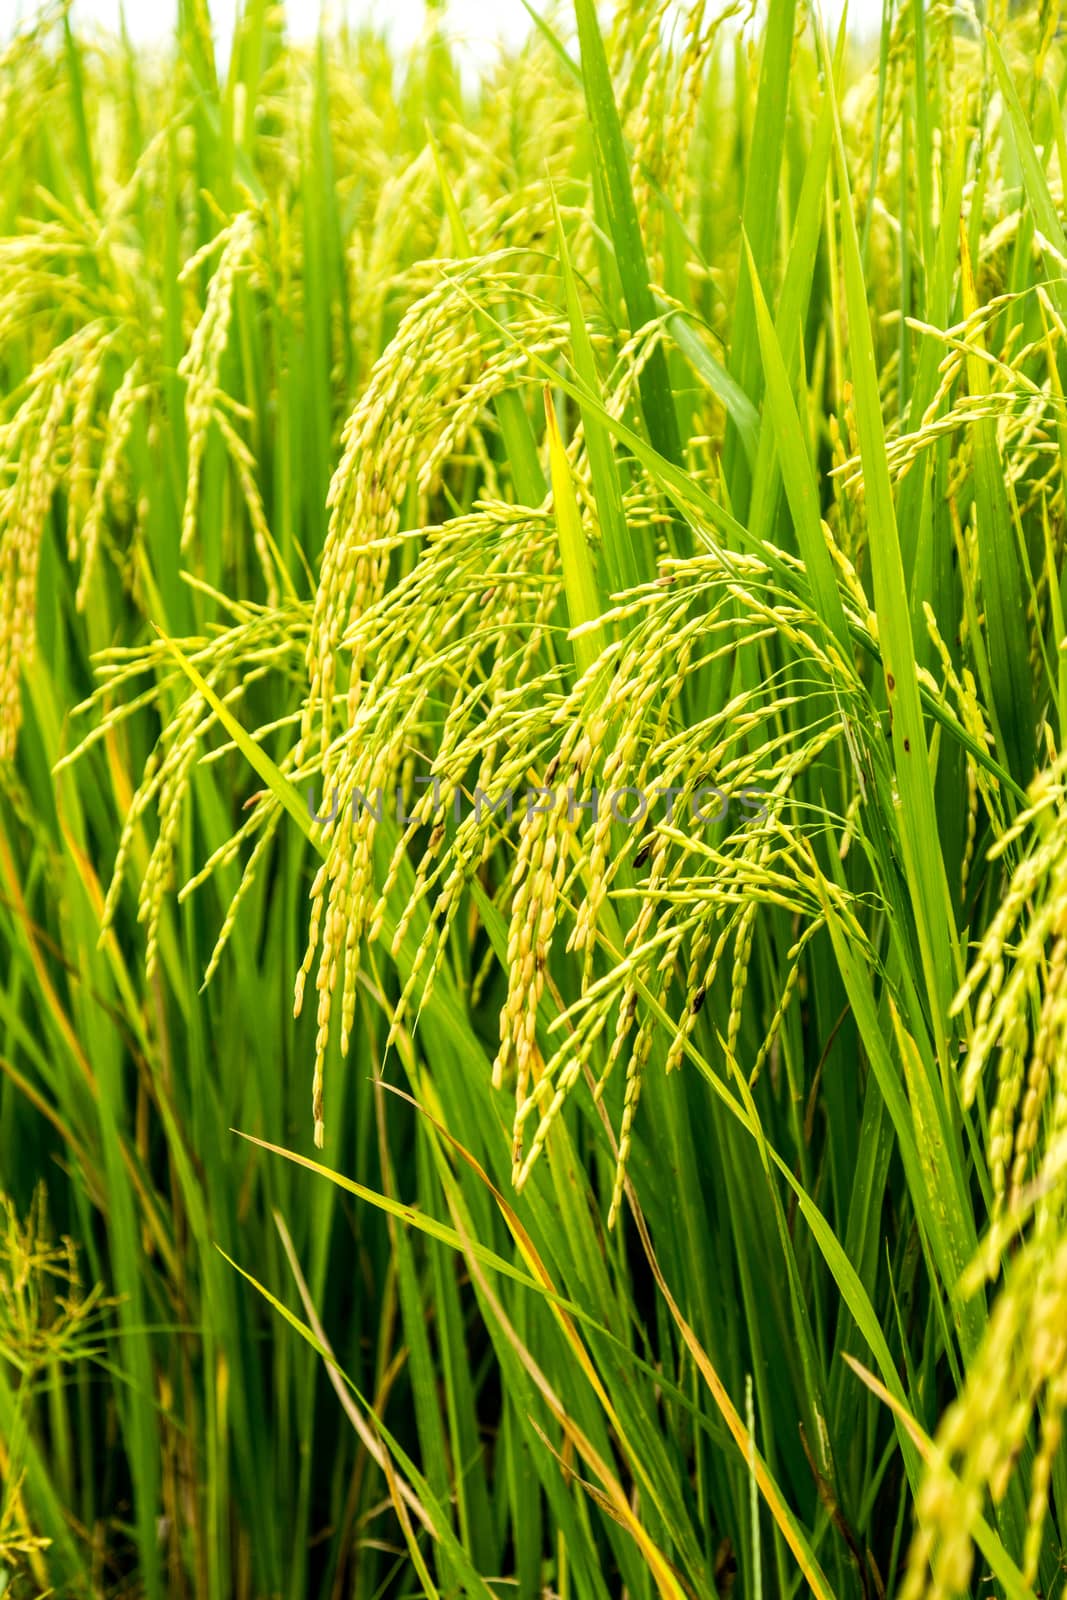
[1,0,884,64]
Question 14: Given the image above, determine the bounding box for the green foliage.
[2,2,1067,1598]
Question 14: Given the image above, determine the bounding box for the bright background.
[1,0,885,64]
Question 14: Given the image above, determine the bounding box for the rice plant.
[3,0,1067,1595]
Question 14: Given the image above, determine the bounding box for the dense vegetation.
[2,0,1067,1595]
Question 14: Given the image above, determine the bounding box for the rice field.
[2,0,1067,1595]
